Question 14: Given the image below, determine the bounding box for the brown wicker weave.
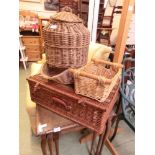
[70,58,123,102]
[27,74,120,134]
[43,6,90,69]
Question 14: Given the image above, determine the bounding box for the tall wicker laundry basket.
[43,7,90,69]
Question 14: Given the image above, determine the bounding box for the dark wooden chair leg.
[41,134,48,155]
[95,132,104,155]
[109,96,123,142]
[115,94,122,115]
[53,132,60,155]
[47,133,53,155]
[110,114,123,142]
[98,118,112,155]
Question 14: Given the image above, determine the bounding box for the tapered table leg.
[47,133,53,155]
[89,131,97,155]
[53,132,60,155]
[98,119,112,155]
[41,135,48,155]
[105,139,118,155]
[95,132,104,155]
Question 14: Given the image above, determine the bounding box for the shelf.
[81,0,104,5]
[20,31,40,36]
[81,0,89,3]
[81,11,88,13]
[81,11,103,15]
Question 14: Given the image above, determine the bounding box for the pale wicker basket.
[70,58,123,102]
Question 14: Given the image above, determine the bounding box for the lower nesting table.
[36,105,84,155]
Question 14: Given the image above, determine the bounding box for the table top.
[36,105,83,135]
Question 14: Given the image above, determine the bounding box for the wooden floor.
[19,63,135,155]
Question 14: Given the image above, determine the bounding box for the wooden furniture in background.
[19,10,42,61]
[19,35,28,70]
[113,0,135,63]
[79,0,105,26]
[97,0,123,46]
[21,36,42,61]
[20,0,41,3]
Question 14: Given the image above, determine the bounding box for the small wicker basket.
[70,58,123,102]
[43,6,90,69]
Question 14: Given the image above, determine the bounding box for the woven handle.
[61,6,72,12]
[69,68,112,84]
[92,58,123,68]
[52,97,72,111]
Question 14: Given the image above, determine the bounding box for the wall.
[19,1,56,18]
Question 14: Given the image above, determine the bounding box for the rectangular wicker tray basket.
[70,58,123,102]
[27,74,120,134]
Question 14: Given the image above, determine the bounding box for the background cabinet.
[79,0,105,26]
[21,36,41,61]
[19,10,42,61]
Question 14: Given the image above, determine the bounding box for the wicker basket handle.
[52,97,72,111]
[61,6,72,12]
[92,58,123,68]
[69,68,112,84]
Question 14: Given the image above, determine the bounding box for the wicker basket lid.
[51,6,83,23]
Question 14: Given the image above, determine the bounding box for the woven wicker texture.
[27,74,120,134]
[43,7,90,68]
[72,60,122,102]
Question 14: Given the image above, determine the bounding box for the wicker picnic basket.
[43,6,90,69]
[70,58,123,102]
[27,74,120,134]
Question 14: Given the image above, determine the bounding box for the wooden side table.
[35,104,119,155]
[36,105,84,155]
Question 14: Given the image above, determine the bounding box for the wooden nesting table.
[36,105,84,155]
[27,74,119,155]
